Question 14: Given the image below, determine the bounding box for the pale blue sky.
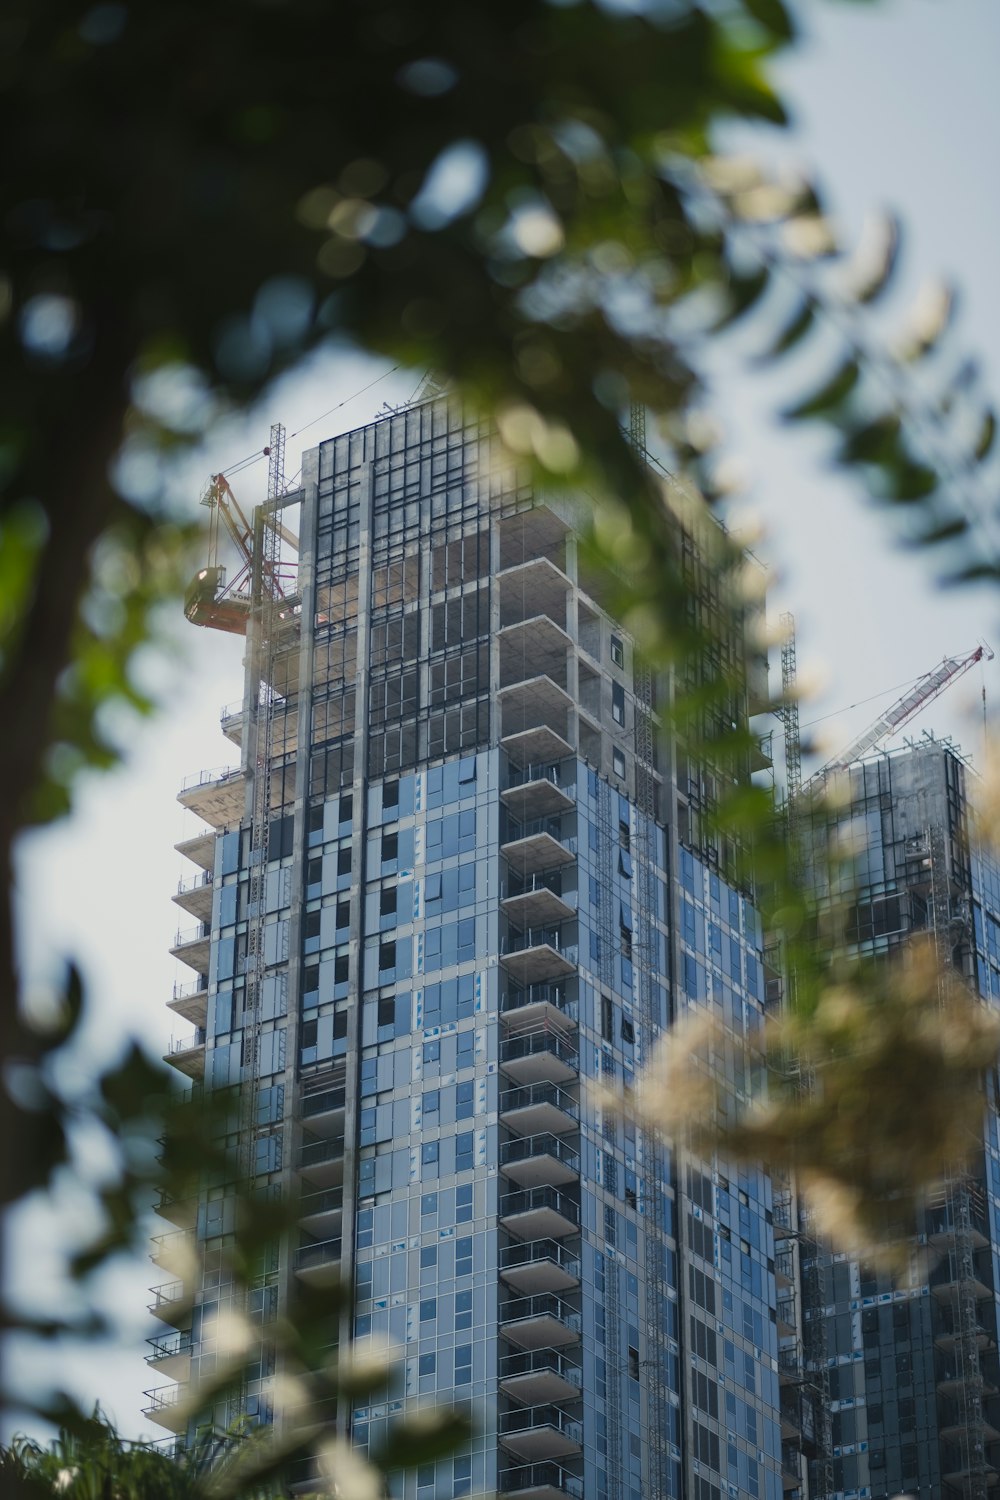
[10,0,1000,1439]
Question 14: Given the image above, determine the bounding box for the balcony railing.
[144,1383,186,1413]
[503,928,572,957]
[177,870,213,895]
[166,1031,205,1056]
[172,923,210,947]
[148,1280,188,1313]
[501,1463,583,1499]
[298,1135,346,1170]
[501,1292,581,1336]
[505,817,570,845]
[500,1032,579,1073]
[500,1083,579,1122]
[500,1406,582,1445]
[150,1228,193,1260]
[295,1237,343,1274]
[501,1134,580,1175]
[303,1087,346,1119]
[507,764,570,790]
[299,1186,345,1219]
[499,1347,582,1390]
[504,871,567,900]
[146,1331,192,1364]
[181,764,241,790]
[500,1187,580,1228]
[499,1239,581,1284]
[172,977,208,1002]
[501,985,577,1026]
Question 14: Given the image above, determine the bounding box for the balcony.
[927,1199,990,1251]
[177,763,246,828]
[220,699,244,745]
[501,878,575,932]
[935,1317,998,1354]
[781,1445,802,1493]
[146,1330,193,1380]
[163,1031,206,1081]
[499,1347,582,1406]
[502,820,576,881]
[173,869,214,923]
[777,1346,802,1386]
[939,1407,1000,1444]
[502,777,574,827]
[498,556,571,630]
[298,1186,344,1237]
[155,1188,196,1230]
[937,1367,1000,1398]
[150,1228,195,1279]
[302,1084,346,1138]
[501,985,577,1035]
[170,923,210,976]
[500,1186,580,1240]
[500,1293,581,1350]
[298,1132,346,1187]
[941,1454,1000,1489]
[501,931,577,988]
[780,1390,818,1455]
[501,1463,583,1500]
[175,826,216,873]
[143,1383,189,1434]
[498,676,574,746]
[500,1030,578,1087]
[294,1236,343,1283]
[499,1239,581,1297]
[502,725,575,771]
[148,1280,191,1328]
[931,1269,994,1304]
[499,1405,582,1463]
[501,1134,580,1190]
[501,1083,578,1137]
[775,1249,795,1292]
[499,617,572,691]
[167,977,209,1029]
[772,1196,796,1241]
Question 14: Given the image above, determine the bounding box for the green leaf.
[759,299,815,360]
[742,0,795,41]
[912,516,968,545]
[974,409,996,462]
[839,414,901,465]
[713,264,770,332]
[784,358,861,421]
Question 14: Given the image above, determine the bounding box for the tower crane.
[799,642,993,797]
[184,458,299,635]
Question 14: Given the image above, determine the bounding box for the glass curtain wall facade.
[154,397,783,1500]
[790,742,1000,1500]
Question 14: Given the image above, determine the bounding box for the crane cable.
[212,364,403,482]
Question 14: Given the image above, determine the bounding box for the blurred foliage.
[608,935,1000,1273]
[4,0,1000,1484]
[5,0,997,836]
[5,984,469,1493]
[0,1408,280,1498]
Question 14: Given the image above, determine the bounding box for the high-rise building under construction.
[150,395,786,1500]
[777,738,1000,1500]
